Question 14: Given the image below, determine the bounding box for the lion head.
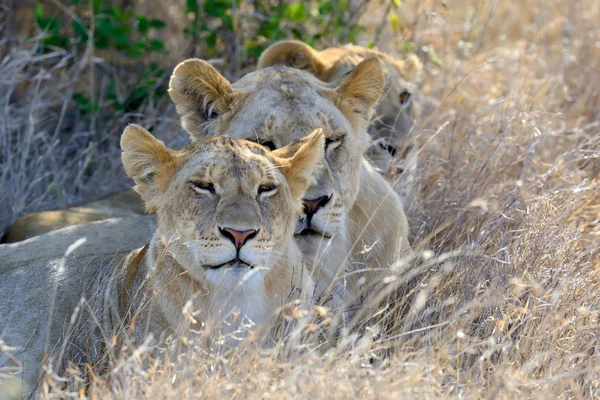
[256,40,424,172]
[121,124,323,306]
[168,58,384,272]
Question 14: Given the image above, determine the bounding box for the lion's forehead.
[234,65,322,89]
[180,140,274,183]
[224,89,352,145]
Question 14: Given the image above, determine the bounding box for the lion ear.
[120,124,180,213]
[324,57,384,133]
[168,59,233,141]
[257,40,329,80]
[271,128,325,199]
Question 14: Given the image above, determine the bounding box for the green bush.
[32,0,365,117]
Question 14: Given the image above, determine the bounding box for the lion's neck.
[348,159,409,267]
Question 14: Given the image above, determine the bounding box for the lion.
[0,124,324,396]
[1,46,417,245]
[1,190,145,243]
[256,40,425,173]
[168,57,410,306]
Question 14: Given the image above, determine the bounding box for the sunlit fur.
[121,124,323,325]
[257,40,425,172]
[0,125,324,396]
[169,58,410,307]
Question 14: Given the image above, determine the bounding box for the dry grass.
[1,0,599,398]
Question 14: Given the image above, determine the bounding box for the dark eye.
[378,141,397,156]
[202,108,219,121]
[258,140,276,151]
[399,90,411,105]
[258,184,277,196]
[191,181,215,194]
[325,137,343,151]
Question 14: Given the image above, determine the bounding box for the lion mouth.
[295,228,332,239]
[205,258,254,269]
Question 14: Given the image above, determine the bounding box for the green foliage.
[32,0,366,116]
[34,1,166,57]
[183,0,362,61]
[33,0,167,115]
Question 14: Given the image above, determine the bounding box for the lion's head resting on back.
[167,58,384,262]
[121,124,323,294]
[257,40,424,171]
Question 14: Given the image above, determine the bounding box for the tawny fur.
[0,125,324,397]
[1,44,421,242]
[1,190,145,243]
[168,58,411,308]
[257,40,426,173]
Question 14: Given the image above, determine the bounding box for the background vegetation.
[1,0,599,398]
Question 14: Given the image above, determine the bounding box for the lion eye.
[258,184,277,196]
[202,108,219,121]
[258,140,276,151]
[378,141,398,156]
[399,90,411,105]
[191,181,215,194]
[325,137,343,152]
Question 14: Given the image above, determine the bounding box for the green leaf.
[149,19,166,29]
[92,0,105,14]
[206,30,217,50]
[222,15,233,31]
[285,3,306,23]
[290,27,303,39]
[95,17,116,39]
[137,15,149,34]
[34,3,45,25]
[72,92,95,113]
[318,1,332,14]
[204,0,232,17]
[244,39,263,58]
[149,39,164,51]
[114,32,131,50]
[72,19,88,41]
[126,42,146,57]
[43,35,68,50]
[391,0,401,8]
[94,36,109,49]
[185,0,199,14]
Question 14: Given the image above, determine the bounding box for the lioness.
[257,40,424,172]
[0,125,323,396]
[168,57,410,305]
[1,190,145,243]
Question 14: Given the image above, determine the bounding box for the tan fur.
[257,40,425,173]
[168,58,410,307]
[2,190,145,243]
[0,44,420,243]
[0,126,324,396]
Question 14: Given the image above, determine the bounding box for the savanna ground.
[1,0,599,398]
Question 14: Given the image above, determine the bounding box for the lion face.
[121,124,324,290]
[256,40,424,171]
[168,58,384,264]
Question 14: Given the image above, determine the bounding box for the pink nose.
[219,228,259,250]
[303,195,331,219]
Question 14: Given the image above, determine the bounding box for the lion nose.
[219,227,259,251]
[303,195,331,224]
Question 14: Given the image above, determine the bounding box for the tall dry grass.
[1,0,599,398]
